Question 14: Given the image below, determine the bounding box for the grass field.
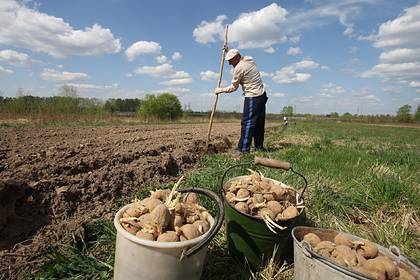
[34,121,420,280]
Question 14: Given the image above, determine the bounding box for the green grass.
[34,121,420,279]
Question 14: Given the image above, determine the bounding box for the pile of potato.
[119,188,211,242]
[223,169,303,223]
[303,232,418,280]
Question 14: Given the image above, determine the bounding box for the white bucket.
[113,188,223,280]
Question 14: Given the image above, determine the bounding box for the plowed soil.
[0,122,250,279]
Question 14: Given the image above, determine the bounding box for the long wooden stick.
[206,25,228,147]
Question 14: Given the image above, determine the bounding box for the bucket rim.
[222,175,305,222]
[114,203,215,249]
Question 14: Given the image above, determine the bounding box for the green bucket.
[221,157,308,271]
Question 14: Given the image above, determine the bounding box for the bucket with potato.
[113,179,224,280]
[221,156,308,271]
[292,226,420,280]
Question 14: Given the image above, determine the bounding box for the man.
[215,48,268,153]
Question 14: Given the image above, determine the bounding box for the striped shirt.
[222,56,265,97]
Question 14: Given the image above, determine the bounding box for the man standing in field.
[215,48,268,153]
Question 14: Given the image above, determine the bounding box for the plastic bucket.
[292,226,420,280]
[221,157,308,271]
[113,187,224,280]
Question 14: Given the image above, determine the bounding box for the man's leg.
[238,97,258,152]
[254,93,268,149]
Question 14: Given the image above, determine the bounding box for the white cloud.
[0,65,13,74]
[318,83,346,97]
[410,81,420,88]
[65,83,118,90]
[155,55,167,64]
[166,87,191,93]
[160,78,193,86]
[125,41,161,61]
[382,86,403,94]
[264,47,276,54]
[193,15,227,44]
[172,52,182,60]
[260,71,274,78]
[272,92,286,97]
[287,47,302,56]
[171,71,191,79]
[200,70,219,81]
[361,4,420,85]
[0,49,31,67]
[41,68,89,81]
[133,63,173,77]
[379,48,420,64]
[0,0,120,58]
[272,59,320,84]
[229,3,288,50]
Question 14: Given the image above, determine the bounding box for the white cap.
[225,49,240,61]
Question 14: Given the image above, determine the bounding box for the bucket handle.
[220,157,308,199]
[178,187,224,259]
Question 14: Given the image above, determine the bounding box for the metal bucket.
[113,187,224,280]
[292,226,420,280]
[221,157,308,271]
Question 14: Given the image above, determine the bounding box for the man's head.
[225,49,241,67]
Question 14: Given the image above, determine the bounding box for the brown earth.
[0,122,261,279]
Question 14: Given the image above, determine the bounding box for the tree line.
[0,86,183,120]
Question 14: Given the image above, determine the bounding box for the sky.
[0,0,419,115]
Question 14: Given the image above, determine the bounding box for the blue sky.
[0,0,419,115]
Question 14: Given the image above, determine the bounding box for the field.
[1,120,419,279]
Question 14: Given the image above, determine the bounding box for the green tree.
[330,112,339,118]
[342,112,352,119]
[58,85,78,97]
[281,106,293,116]
[396,104,412,122]
[138,93,182,120]
[415,104,420,122]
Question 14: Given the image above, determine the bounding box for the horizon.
[0,0,419,115]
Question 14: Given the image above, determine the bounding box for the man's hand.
[222,45,229,53]
[214,87,224,95]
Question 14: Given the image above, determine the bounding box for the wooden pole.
[206,25,228,147]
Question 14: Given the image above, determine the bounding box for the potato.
[183,193,198,204]
[372,256,398,279]
[277,205,299,221]
[259,208,275,220]
[263,193,275,201]
[137,213,152,228]
[150,204,170,229]
[270,184,286,200]
[122,221,139,235]
[141,197,163,212]
[236,188,250,199]
[334,233,353,247]
[303,233,321,247]
[266,200,283,216]
[136,231,155,241]
[168,213,184,230]
[179,224,200,240]
[253,193,264,203]
[332,245,358,267]
[354,265,386,280]
[157,231,179,242]
[362,259,388,280]
[125,206,144,218]
[314,241,336,257]
[356,240,378,259]
[235,202,249,214]
[225,192,236,204]
[193,220,210,234]
[399,268,415,280]
[150,189,170,202]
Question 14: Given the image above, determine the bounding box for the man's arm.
[215,67,243,94]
